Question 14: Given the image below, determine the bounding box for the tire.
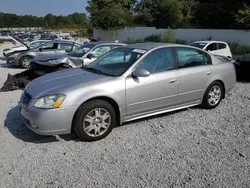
[74,100,117,141]
[202,81,224,109]
[20,56,33,69]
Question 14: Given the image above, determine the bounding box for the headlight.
[34,94,66,109]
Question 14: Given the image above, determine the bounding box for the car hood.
[33,53,69,62]
[25,68,111,98]
[33,54,82,67]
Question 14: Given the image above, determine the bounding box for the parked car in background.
[234,53,250,80]
[3,40,50,57]
[188,41,232,58]
[19,43,236,141]
[30,41,127,75]
[5,40,80,68]
[0,36,22,54]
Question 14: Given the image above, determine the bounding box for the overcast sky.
[0,0,88,16]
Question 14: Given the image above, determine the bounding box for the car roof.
[88,41,126,45]
[124,43,183,50]
[190,41,228,44]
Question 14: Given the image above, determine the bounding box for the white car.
[188,41,232,58]
[3,40,50,57]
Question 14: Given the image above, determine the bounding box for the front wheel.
[202,81,224,109]
[20,56,33,69]
[74,100,116,141]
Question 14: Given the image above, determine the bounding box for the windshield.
[189,42,207,49]
[86,47,146,77]
[69,44,94,57]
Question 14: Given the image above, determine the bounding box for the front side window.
[86,48,145,76]
[206,43,217,51]
[176,48,210,68]
[136,48,174,73]
[42,42,58,50]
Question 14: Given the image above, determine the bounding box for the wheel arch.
[207,79,226,99]
[71,96,121,131]
[19,54,34,66]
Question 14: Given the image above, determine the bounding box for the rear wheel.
[20,56,33,69]
[74,100,116,141]
[202,81,224,109]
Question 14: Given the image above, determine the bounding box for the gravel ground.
[0,59,249,188]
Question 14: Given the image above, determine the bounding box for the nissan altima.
[19,43,236,141]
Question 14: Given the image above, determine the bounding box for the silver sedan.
[19,43,236,141]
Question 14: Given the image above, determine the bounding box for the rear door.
[175,47,212,104]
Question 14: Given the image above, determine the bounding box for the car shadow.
[0,63,21,69]
[4,106,79,143]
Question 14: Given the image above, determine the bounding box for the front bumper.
[20,104,78,136]
[6,56,18,65]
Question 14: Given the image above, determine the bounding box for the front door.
[126,47,178,116]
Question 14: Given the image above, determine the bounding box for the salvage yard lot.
[0,59,249,188]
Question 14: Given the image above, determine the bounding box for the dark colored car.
[234,53,250,80]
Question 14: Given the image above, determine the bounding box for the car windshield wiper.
[84,67,105,75]
[84,67,115,77]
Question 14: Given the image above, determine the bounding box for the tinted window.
[176,48,210,68]
[59,43,73,50]
[206,43,217,51]
[218,43,226,49]
[136,48,174,73]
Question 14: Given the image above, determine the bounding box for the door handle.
[169,79,177,83]
[206,71,212,75]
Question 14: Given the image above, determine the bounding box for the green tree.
[235,3,250,30]
[86,0,134,30]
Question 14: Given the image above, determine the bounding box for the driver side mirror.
[132,69,150,77]
[87,53,95,59]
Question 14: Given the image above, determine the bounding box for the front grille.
[21,90,32,105]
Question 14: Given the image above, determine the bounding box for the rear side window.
[218,43,227,49]
[176,48,211,68]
